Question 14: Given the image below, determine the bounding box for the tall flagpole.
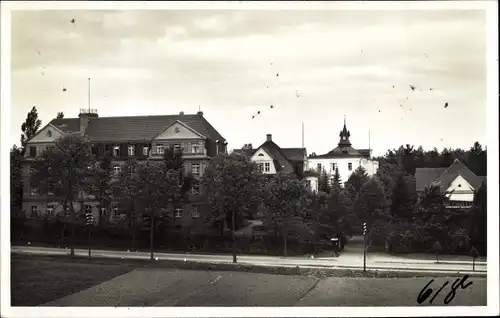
[369,130,371,157]
[302,122,304,149]
[88,78,91,112]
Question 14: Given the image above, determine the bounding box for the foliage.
[468,182,487,255]
[354,177,389,240]
[202,153,263,232]
[390,173,414,221]
[325,182,356,236]
[84,150,114,224]
[317,168,330,194]
[21,106,42,148]
[344,166,369,195]
[29,133,93,255]
[331,167,342,189]
[10,145,24,213]
[261,172,311,256]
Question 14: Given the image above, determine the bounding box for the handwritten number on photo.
[417,275,473,305]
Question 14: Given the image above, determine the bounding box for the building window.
[100,207,106,216]
[191,183,200,195]
[331,163,337,171]
[191,206,200,219]
[46,205,54,217]
[143,146,149,156]
[264,162,271,172]
[173,144,181,152]
[113,145,120,156]
[31,206,38,217]
[30,183,39,196]
[46,130,52,137]
[157,144,164,154]
[113,164,121,174]
[317,163,322,171]
[348,162,352,171]
[128,145,135,156]
[458,184,462,188]
[113,205,119,217]
[29,146,37,157]
[192,144,200,154]
[306,180,312,189]
[174,208,182,218]
[257,163,263,172]
[192,163,200,176]
[85,205,92,214]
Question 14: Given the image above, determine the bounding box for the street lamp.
[363,222,367,272]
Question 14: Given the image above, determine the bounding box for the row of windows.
[316,162,353,172]
[29,205,201,219]
[111,163,201,175]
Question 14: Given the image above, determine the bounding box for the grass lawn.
[10,254,137,306]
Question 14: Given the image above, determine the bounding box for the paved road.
[43,268,486,307]
[11,246,487,274]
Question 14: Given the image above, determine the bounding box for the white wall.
[307,157,378,185]
[251,148,276,174]
[446,175,475,202]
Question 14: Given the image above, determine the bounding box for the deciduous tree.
[21,106,42,150]
[30,133,93,256]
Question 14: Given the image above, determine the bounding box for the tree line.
[10,107,487,257]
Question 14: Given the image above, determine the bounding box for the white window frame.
[317,163,322,171]
[128,145,135,156]
[348,162,353,171]
[192,144,200,153]
[331,162,337,171]
[264,162,271,172]
[192,163,200,175]
[257,163,263,172]
[157,144,164,154]
[100,207,107,216]
[113,145,120,156]
[31,206,38,217]
[174,208,182,218]
[113,164,121,175]
[306,180,312,189]
[143,146,149,156]
[46,205,54,217]
[173,144,181,152]
[191,206,200,219]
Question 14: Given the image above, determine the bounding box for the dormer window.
[128,145,135,156]
[113,145,120,156]
[458,184,462,188]
[143,146,149,156]
[258,153,264,156]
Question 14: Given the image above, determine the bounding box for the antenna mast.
[369,130,371,157]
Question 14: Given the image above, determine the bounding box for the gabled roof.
[257,140,295,173]
[415,159,485,192]
[47,113,225,143]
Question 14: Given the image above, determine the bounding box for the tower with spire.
[305,116,379,186]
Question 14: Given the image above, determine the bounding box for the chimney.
[179,111,184,115]
[78,108,98,133]
[197,111,204,117]
[266,134,272,142]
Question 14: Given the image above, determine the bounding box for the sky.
[10,8,488,156]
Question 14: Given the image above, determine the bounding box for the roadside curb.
[12,252,487,278]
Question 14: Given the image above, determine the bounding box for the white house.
[415,159,486,209]
[233,134,319,193]
[307,119,379,185]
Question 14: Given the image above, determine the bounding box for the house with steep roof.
[21,109,227,226]
[233,134,319,193]
[415,159,486,209]
[307,119,379,185]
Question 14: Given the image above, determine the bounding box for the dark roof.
[258,141,295,173]
[415,168,447,191]
[415,159,485,192]
[47,113,225,143]
[311,146,366,159]
[281,148,306,161]
[233,143,305,174]
[358,149,371,158]
[50,118,80,133]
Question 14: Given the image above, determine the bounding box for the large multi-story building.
[232,133,320,192]
[307,119,379,185]
[21,109,227,227]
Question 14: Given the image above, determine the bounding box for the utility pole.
[85,210,93,260]
[363,222,367,272]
